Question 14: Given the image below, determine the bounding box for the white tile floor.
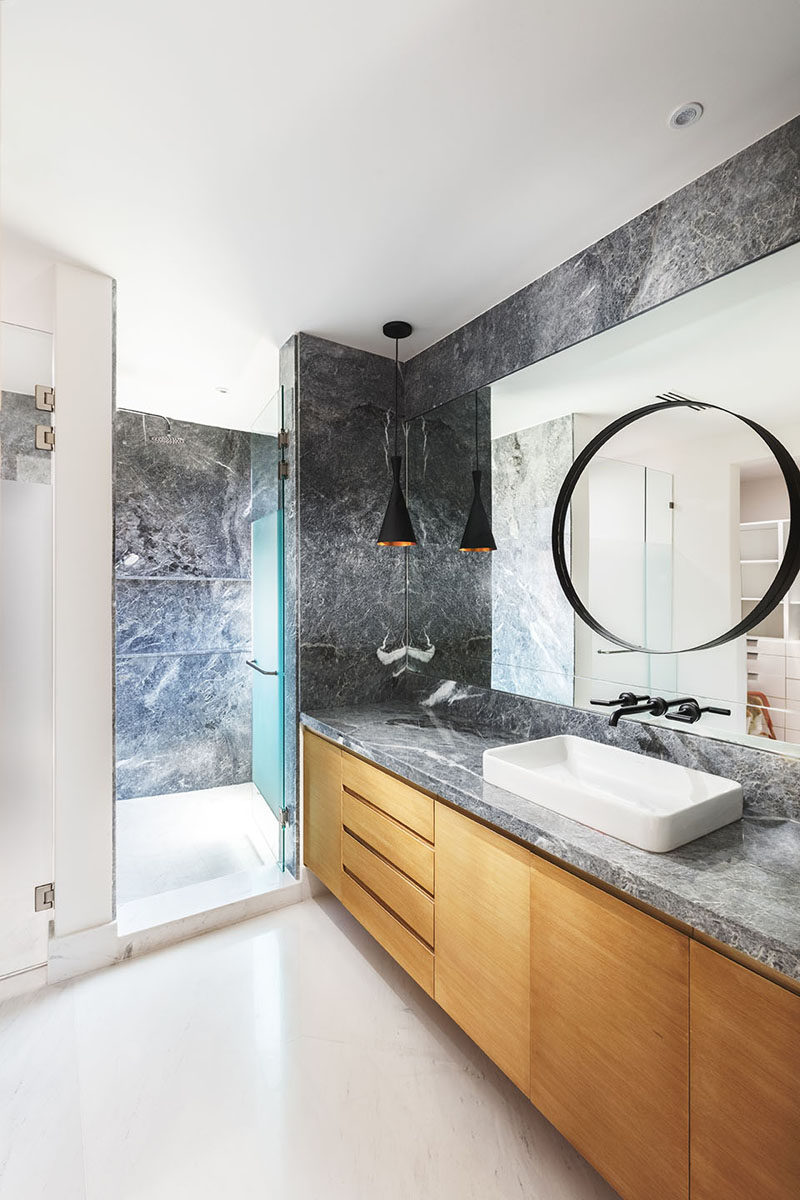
[115,783,275,907]
[0,894,619,1200]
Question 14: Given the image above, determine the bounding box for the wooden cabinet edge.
[301,728,343,899]
[691,928,800,998]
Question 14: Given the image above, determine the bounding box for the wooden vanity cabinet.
[434,801,531,1095]
[531,857,689,1200]
[690,941,800,1200]
[302,730,343,898]
[302,731,800,1200]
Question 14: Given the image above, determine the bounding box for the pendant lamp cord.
[394,338,400,456]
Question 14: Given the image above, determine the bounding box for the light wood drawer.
[342,752,434,842]
[342,790,434,893]
[341,872,434,996]
[342,830,434,946]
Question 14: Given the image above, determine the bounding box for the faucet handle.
[591,691,650,707]
[666,701,732,724]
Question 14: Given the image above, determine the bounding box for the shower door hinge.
[34,882,55,912]
[35,384,55,412]
[35,425,55,451]
[278,429,290,448]
[279,806,290,828]
[278,460,289,480]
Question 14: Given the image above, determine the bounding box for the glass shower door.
[250,388,286,868]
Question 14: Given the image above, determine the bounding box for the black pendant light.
[460,390,496,552]
[377,321,417,547]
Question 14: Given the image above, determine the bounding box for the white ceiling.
[2,0,800,430]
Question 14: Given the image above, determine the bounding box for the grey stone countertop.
[301,701,800,983]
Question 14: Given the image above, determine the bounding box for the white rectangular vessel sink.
[483,735,742,853]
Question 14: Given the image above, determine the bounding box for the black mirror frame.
[551,397,800,655]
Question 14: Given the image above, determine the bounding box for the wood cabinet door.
[691,941,800,1200]
[435,802,531,1094]
[302,730,342,898]
[531,857,689,1200]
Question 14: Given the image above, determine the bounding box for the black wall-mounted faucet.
[591,693,732,727]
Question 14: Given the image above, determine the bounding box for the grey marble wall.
[491,415,574,703]
[114,412,259,800]
[406,388,492,687]
[0,391,52,483]
[403,116,800,417]
[390,113,800,811]
[296,333,406,709]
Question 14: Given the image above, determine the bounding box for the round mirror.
[551,397,800,654]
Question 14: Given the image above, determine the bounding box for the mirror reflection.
[406,241,800,753]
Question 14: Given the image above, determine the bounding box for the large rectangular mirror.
[406,240,800,755]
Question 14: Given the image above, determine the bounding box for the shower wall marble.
[0,391,52,483]
[296,333,406,709]
[114,412,267,801]
[406,388,492,688]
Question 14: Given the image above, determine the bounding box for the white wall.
[53,263,115,937]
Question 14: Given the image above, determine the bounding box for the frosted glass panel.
[0,323,54,978]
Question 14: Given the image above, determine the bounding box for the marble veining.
[406,390,492,687]
[297,334,406,710]
[115,578,251,655]
[114,411,252,579]
[301,700,800,982]
[0,391,52,484]
[116,651,252,801]
[491,415,574,702]
[402,116,800,416]
[114,412,258,800]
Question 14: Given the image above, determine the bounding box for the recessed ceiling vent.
[668,101,704,129]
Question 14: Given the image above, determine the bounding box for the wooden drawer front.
[342,830,434,946]
[342,790,434,893]
[691,942,800,1200]
[341,872,434,996]
[435,802,531,1095]
[532,857,689,1200]
[342,752,434,842]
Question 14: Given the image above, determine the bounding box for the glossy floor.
[0,895,619,1200]
[115,783,275,906]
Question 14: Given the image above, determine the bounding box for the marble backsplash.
[405,671,800,822]
[114,412,267,800]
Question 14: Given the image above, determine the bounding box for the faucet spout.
[608,697,669,727]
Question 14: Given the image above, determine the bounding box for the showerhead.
[118,408,172,434]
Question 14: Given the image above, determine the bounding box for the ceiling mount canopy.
[377,320,416,548]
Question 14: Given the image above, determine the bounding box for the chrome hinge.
[279,807,290,828]
[35,425,55,451]
[278,460,289,480]
[35,882,55,912]
[278,429,290,449]
[35,384,55,412]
